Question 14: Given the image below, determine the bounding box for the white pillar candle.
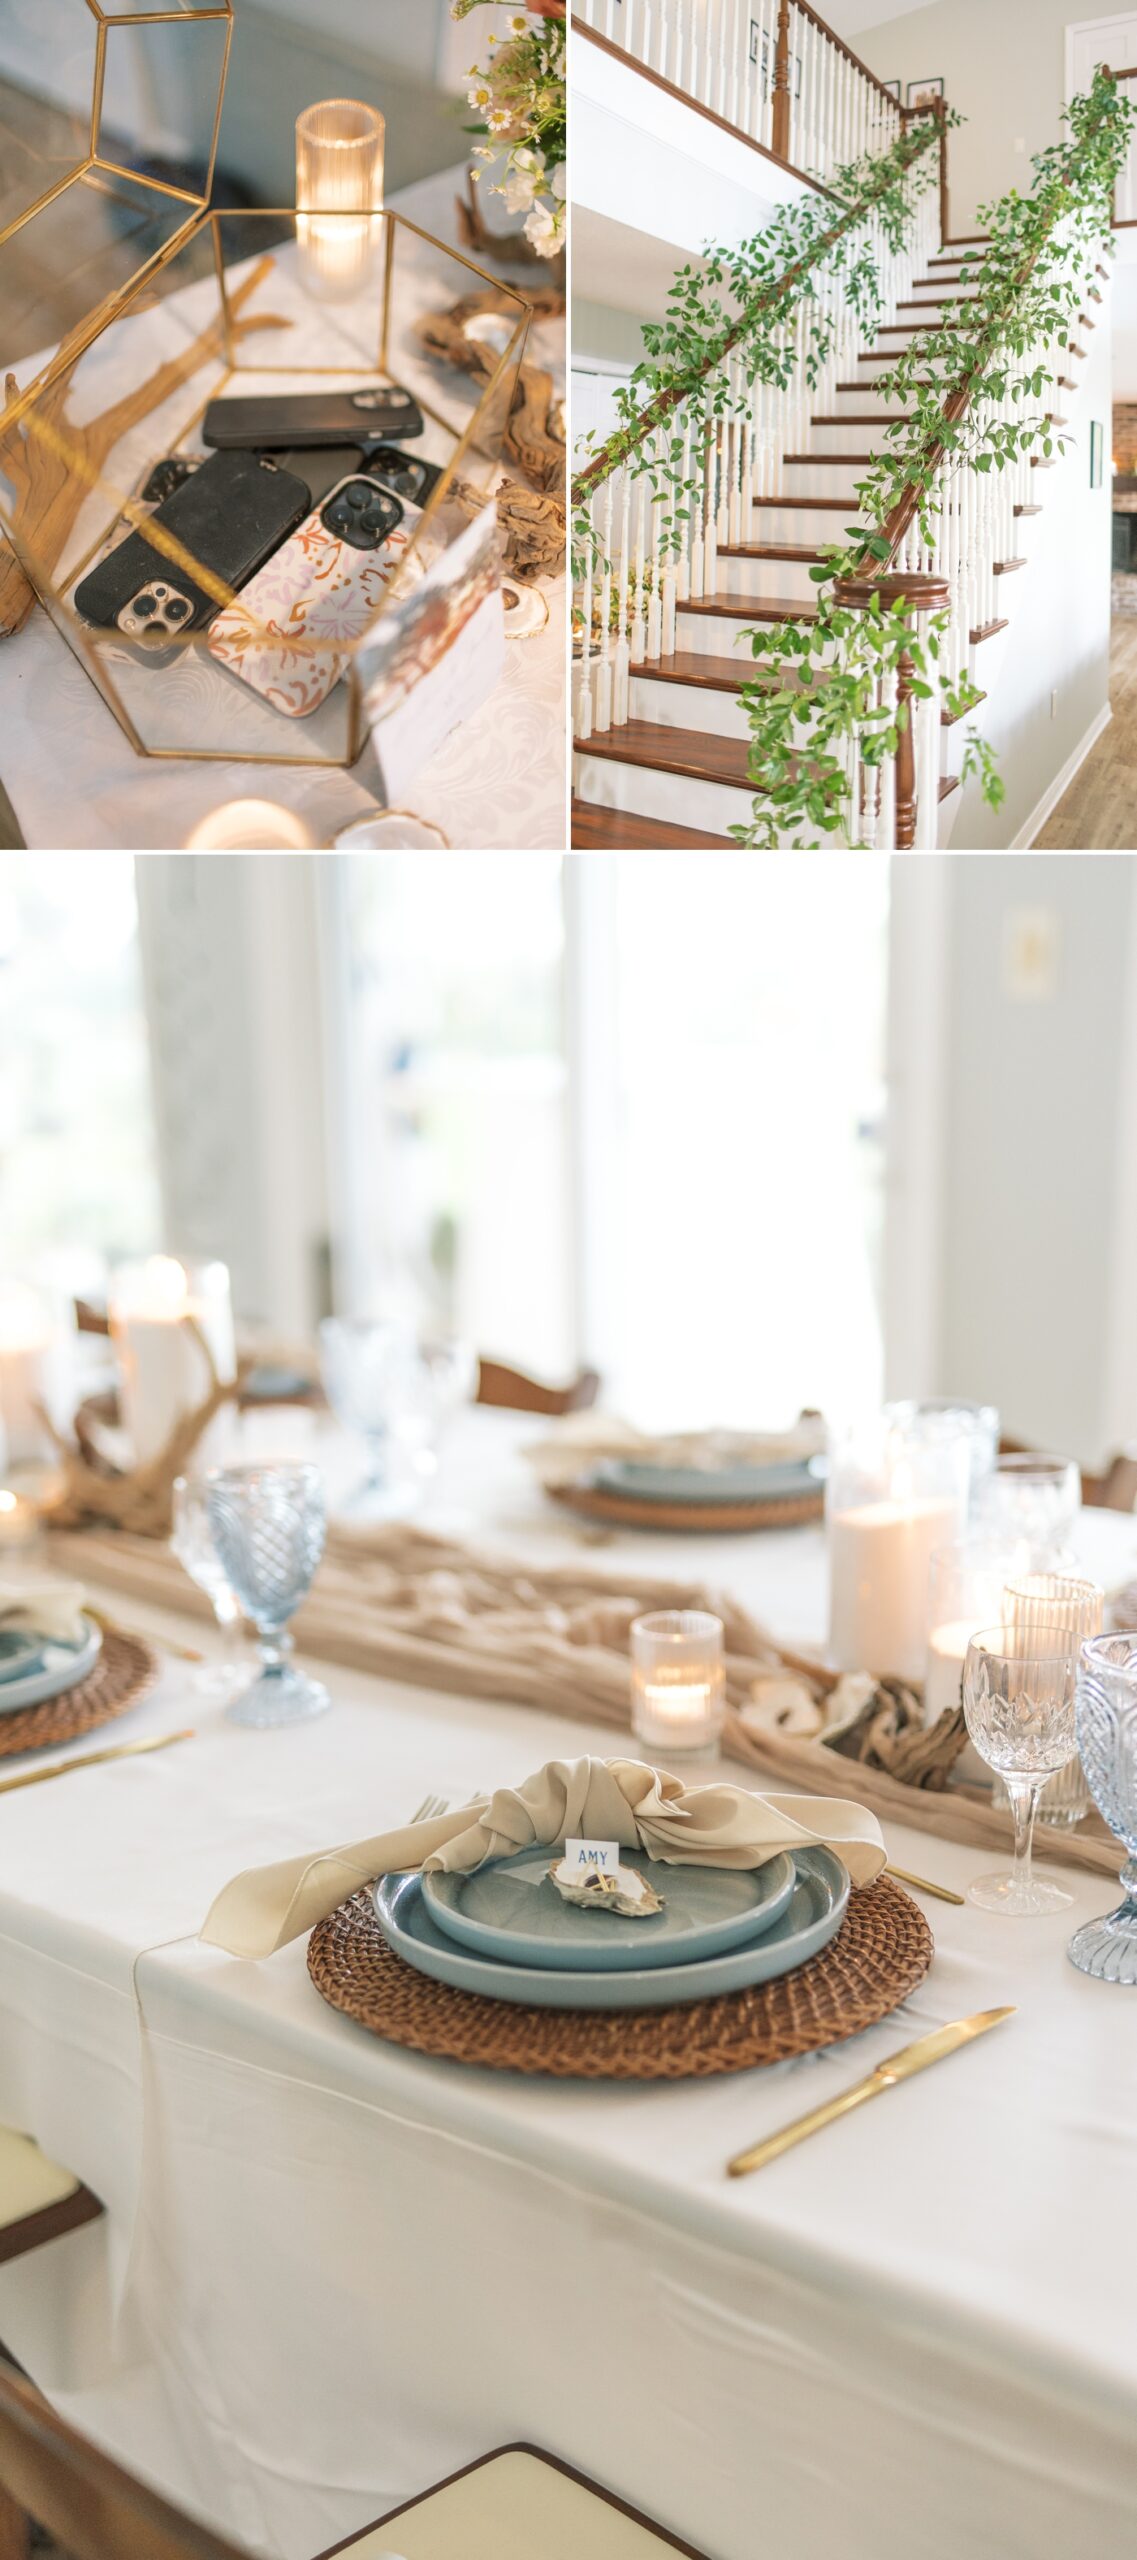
[111,1258,236,1466]
[0,1283,63,1463]
[924,1617,975,1719]
[829,1494,960,1685]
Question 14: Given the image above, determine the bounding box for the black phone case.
[203,386,424,450]
[275,444,366,505]
[75,450,311,632]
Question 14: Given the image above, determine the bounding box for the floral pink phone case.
[207,476,415,718]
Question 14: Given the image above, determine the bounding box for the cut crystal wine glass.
[962,1626,1078,1915]
[1068,1632,1137,1985]
[206,1463,329,1729]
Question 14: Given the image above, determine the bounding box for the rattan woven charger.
[307,1876,932,2080]
[0,1628,159,1759]
[551,1483,825,1535]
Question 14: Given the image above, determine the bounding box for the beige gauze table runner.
[45,1520,1124,1878]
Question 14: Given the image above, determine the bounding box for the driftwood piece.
[41,1319,250,1539]
[0,258,285,640]
[455,168,566,284]
[453,473,565,581]
[415,289,565,495]
[822,1677,971,1790]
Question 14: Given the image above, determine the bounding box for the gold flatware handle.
[885,1863,965,1906]
[727,2006,1015,2177]
[0,1730,195,1796]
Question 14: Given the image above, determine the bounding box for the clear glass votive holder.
[296,98,385,302]
[974,1452,1081,1557]
[630,1611,725,1761]
[828,1414,969,1684]
[1069,1632,1137,1985]
[996,1571,1104,1826]
[885,1398,999,1511]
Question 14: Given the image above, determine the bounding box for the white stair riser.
[809,421,907,454]
[628,675,752,738]
[717,554,830,602]
[749,502,867,545]
[573,754,756,837]
[782,460,876,500]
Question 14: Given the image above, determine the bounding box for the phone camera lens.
[133,594,157,619]
[166,597,190,622]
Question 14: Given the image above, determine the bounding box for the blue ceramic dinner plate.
[373,1849,850,2012]
[0,1618,102,1715]
[587,1458,823,1507]
[421,1845,797,1972]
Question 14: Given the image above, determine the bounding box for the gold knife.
[727,2007,1015,2178]
[0,1730,195,1796]
[885,1863,966,1907]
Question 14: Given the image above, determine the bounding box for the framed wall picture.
[1090,421,1105,490]
[882,78,901,100]
[907,76,944,108]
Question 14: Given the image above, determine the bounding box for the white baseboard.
[1011,701,1112,850]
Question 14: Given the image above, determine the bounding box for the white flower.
[525,197,566,257]
[500,145,543,212]
[510,11,528,27]
[550,161,566,200]
[467,82,492,110]
[487,108,514,132]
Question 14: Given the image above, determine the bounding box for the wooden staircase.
[572,239,1053,850]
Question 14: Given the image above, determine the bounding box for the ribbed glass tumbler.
[1068,1633,1137,1985]
[206,1463,330,1729]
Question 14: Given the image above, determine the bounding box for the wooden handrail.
[571,115,942,508]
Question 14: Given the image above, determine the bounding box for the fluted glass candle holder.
[296,99,385,303]
[975,1452,1081,1555]
[998,1572,1103,1826]
[631,1612,725,1761]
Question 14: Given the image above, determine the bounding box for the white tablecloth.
[0,170,566,853]
[1,1410,1136,2560]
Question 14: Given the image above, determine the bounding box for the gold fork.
[0,1729,195,1796]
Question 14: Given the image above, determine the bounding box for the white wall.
[855,0,1093,230]
[944,277,1113,848]
[923,856,1137,1468]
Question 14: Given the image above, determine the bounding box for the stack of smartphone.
[76,387,445,721]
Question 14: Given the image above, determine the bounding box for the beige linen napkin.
[0,1578,88,1645]
[524,1413,826,1493]
[200,1753,886,1959]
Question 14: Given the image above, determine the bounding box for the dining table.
[1,1402,1135,2560]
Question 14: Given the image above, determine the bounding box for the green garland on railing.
[730,68,1136,849]
[571,112,946,580]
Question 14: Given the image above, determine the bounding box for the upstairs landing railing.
[572,0,914,196]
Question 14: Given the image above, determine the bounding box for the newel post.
[832,570,950,852]
[772,0,793,164]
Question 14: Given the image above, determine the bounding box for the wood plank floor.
[1036,619,1137,848]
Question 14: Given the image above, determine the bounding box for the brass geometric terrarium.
[0,0,530,768]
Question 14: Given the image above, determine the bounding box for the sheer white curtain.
[326,854,890,1424]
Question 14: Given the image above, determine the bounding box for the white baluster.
[575,491,595,739]
[594,473,614,733]
[613,462,632,725]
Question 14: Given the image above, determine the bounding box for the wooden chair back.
[0,2368,246,2560]
[476,1358,601,1416]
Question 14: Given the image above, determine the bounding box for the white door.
[1069,12,1137,220]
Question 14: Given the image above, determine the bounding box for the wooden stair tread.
[994,556,1027,574]
[971,617,1009,645]
[720,541,829,562]
[630,650,754,692]
[811,413,914,426]
[751,494,861,511]
[574,720,752,786]
[570,799,736,851]
[939,776,960,803]
[942,687,986,728]
[1015,503,1044,516]
[680,591,819,623]
[782,452,878,464]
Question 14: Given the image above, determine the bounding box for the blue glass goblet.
[1068,1632,1137,1985]
[206,1463,330,1729]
